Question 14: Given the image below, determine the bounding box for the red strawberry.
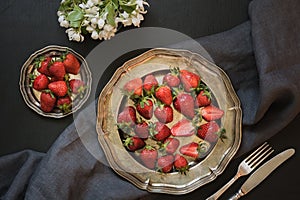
[117,106,137,125]
[155,85,173,106]
[179,142,208,159]
[140,146,158,169]
[171,119,196,137]
[123,78,143,97]
[161,137,180,154]
[48,81,68,97]
[35,56,51,76]
[174,154,189,174]
[195,90,211,107]
[136,98,153,120]
[173,93,195,119]
[124,136,146,151]
[56,96,72,113]
[143,74,158,92]
[197,121,226,143]
[48,61,66,81]
[179,69,200,92]
[163,67,180,87]
[201,105,224,121]
[149,122,171,142]
[157,155,174,173]
[40,92,56,113]
[154,105,173,123]
[63,53,80,75]
[32,74,49,91]
[135,121,149,139]
[69,79,85,94]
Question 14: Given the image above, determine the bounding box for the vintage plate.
[19,45,92,118]
[96,48,242,194]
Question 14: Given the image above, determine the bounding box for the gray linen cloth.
[1,0,300,199]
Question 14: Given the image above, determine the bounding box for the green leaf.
[67,6,84,22]
[70,20,81,28]
[120,5,135,13]
[112,0,119,8]
[106,3,116,26]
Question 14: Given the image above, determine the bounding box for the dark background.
[0,0,299,199]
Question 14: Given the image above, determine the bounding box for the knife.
[228,148,295,200]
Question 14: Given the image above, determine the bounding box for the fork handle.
[206,174,240,200]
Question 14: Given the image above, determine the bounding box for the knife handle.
[228,190,244,200]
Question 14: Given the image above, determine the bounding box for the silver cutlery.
[229,148,295,199]
[206,142,273,200]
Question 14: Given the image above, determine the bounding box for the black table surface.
[0,0,299,199]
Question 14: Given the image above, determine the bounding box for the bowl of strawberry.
[19,45,92,118]
[96,48,242,194]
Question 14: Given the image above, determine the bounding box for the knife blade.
[229,148,295,200]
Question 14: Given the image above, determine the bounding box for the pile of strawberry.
[30,52,86,114]
[117,67,226,174]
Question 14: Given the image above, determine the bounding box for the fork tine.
[244,142,268,163]
[246,143,270,165]
[250,147,274,169]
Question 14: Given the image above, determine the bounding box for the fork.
[206,142,273,200]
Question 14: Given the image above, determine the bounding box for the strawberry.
[195,90,211,107]
[136,98,153,120]
[48,61,66,81]
[201,105,224,121]
[34,56,51,76]
[69,79,85,94]
[163,67,180,87]
[173,93,195,119]
[161,137,180,154]
[140,145,158,169]
[117,106,137,125]
[154,105,173,124]
[171,119,196,137]
[179,142,208,159]
[124,136,146,151]
[62,53,80,75]
[143,74,158,92]
[174,154,189,174]
[157,155,174,173]
[40,91,56,113]
[32,74,49,91]
[179,69,200,92]
[149,122,171,142]
[123,78,143,97]
[48,81,68,97]
[56,96,72,113]
[155,85,173,106]
[197,121,226,143]
[134,121,149,139]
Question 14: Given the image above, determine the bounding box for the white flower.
[91,17,98,25]
[91,30,99,40]
[86,0,95,8]
[60,20,70,28]
[82,19,90,26]
[58,15,65,23]
[86,25,95,33]
[131,13,144,27]
[99,24,117,40]
[120,11,129,19]
[136,0,149,10]
[97,18,105,29]
[66,28,84,42]
[58,0,149,42]
[57,11,64,17]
